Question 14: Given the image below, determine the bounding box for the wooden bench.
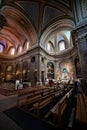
[67,108,75,129]
[17,86,55,110]
[17,87,45,108]
[50,88,73,127]
[25,93,42,110]
[33,94,55,117]
[25,88,60,112]
[76,90,87,125]
[17,92,33,108]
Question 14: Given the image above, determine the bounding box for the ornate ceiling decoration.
[0,0,74,58]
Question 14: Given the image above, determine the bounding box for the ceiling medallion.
[0,12,7,30]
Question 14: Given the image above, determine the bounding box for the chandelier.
[0,12,7,30]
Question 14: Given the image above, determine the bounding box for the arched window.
[0,44,4,53]
[26,41,29,50]
[47,41,54,52]
[10,48,15,55]
[18,46,22,54]
[0,40,6,53]
[47,43,51,51]
[59,40,65,51]
[24,41,30,51]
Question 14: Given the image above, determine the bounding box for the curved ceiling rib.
[0,0,74,58]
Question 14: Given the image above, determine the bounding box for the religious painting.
[22,61,28,79]
[75,57,81,77]
[47,62,54,79]
[5,65,13,81]
[15,64,21,79]
[57,60,75,81]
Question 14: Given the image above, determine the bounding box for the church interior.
[0,0,87,130]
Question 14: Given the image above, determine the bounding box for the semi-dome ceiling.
[0,0,75,58]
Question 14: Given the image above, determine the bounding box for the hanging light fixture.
[0,12,7,30]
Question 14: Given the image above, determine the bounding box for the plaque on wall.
[81,0,87,18]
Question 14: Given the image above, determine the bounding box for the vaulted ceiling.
[0,0,75,57]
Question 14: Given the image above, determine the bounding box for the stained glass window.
[0,44,4,53]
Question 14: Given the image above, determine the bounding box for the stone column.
[20,60,23,81]
[1,63,5,81]
[35,54,42,85]
[27,58,31,80]
[12,62,16,81]
[77,36,87,77]
[54,60,57,80]
[76,35,87,93]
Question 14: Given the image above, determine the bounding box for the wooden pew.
[17,86,54,110]
[17,92,33,108]
[76,90,87,126]
[25,87,56,110]
[50,88,73,127]
[67,108,75,129]
[33,94,55,117]
[16,87,48,108]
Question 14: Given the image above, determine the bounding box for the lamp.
[0,12,7,30]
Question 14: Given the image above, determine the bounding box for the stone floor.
[0,94,23,130]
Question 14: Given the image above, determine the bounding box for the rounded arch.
[0,4,38,57]
[46,40,55,52]
[23,40,30,51]
[40,18,75,54]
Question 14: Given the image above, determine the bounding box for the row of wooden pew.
[49,88,73,127]
[76,88,87,129]
[17,85,74,128]
[17,86,61,108]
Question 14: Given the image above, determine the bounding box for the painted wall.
[56,60,75,82]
